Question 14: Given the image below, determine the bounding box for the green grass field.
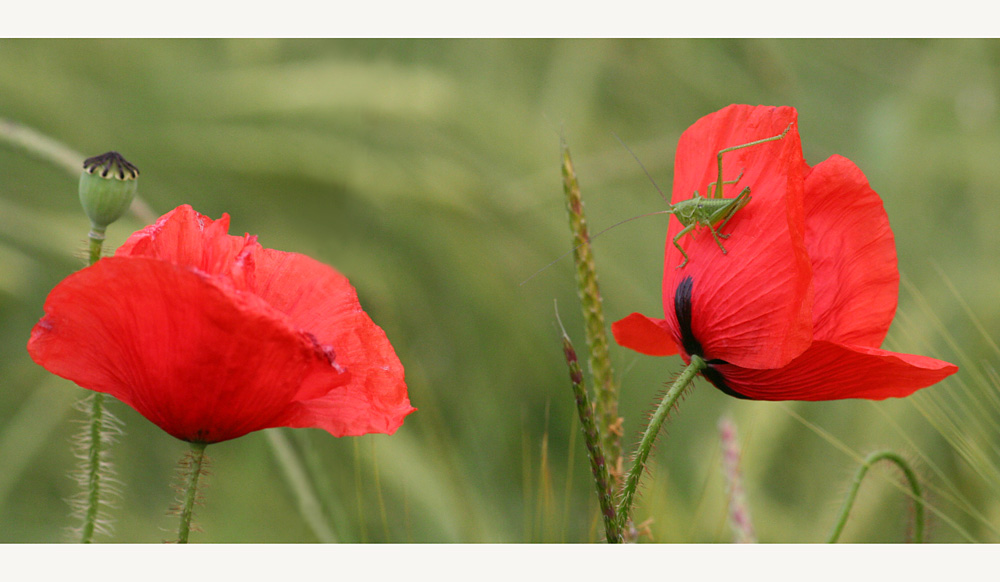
[1,39,996,543]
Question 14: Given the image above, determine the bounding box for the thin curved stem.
[0,116,83,176]
[827,450,925,543]
[616,356,705,533]
[0,116,156,223]
[177,441,209,544]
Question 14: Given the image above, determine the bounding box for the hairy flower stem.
[557,310,622,543]
[561,142,621,483]
[177,441,209,544]
[617,356,705,532]
[87,231,105,266]
[76,238,106,543]
[78,392,106,543]
[827,450,925,543]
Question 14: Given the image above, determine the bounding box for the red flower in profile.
[612,105,957,400]
[28,205,414,442]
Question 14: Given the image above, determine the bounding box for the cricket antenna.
[520,132,677,287]
[611,132,670,205]
[518,208,674,287]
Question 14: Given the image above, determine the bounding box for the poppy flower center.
[674,275,748,400]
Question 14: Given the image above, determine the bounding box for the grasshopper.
[518,123,793,287]
[669,124,792,268]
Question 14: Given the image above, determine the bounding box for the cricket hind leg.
[672,223,695,269]
[706,169,744,199]
[711,124,792,198]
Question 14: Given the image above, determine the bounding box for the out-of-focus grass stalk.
[370,439,391,541]
[266,429,339,542]
[827,450,924,543]
[353,439,368,542]
[557,308,621,542]
[561,141,622,483]
[879,270,1000,541]
[0,117,156,224]
[718,416,755,543]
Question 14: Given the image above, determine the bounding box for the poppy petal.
[662,105,813,369]
[611,312,678,357]
[116,204,247,280]
[27,256,350,443]
[804,156,898,347]
[252,249,415,436]
[708,340,958,401]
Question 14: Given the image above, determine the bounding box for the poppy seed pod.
[78,151,138,234]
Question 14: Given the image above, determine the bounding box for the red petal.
[804,156,898,347]
[27,257,349,443]
[116,204,247,279]
[611,312,678,356]
[662,105,813,369]
[710,340,958,401]
[251,249,415,436]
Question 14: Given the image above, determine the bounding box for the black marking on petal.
[702,359,751,400]
[675,275,702,358]
[674,275,752,400]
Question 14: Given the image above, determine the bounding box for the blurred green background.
[1,39,997,543]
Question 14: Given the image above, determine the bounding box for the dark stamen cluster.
[83,151,139,180]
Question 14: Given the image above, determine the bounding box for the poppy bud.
[78,151,139,235]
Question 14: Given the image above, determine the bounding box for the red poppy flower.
[612,105,957,400]
[28,204,414,442]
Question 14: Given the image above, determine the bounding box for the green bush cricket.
[668,123,792,268]
[519,123,792,286]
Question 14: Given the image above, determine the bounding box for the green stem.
[78,392,106,543]
[556,310,621,543]
[561,141,621,484]
[827,450,925,543]
[617,356,705,532]
[4,118,150,542]
[77,236,105,544]
[88,230,105,266]
[177,441,209,544]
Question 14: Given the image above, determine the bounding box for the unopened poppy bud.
[79,151,139,234]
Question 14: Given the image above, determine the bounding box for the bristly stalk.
[176,441,209,544]
[75,234,112,543]
[561,141,622,484]
[827,450,925,543]
[617,356,705,533]
[2,121,153,542]
[69,392,123,543]
[556,309,622,543]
